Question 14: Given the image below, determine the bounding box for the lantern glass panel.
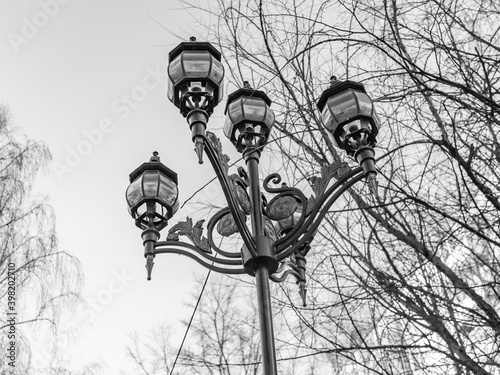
[327,90,358,124]
[158,174,179,207]
[183,52,211,78]
[355,91,373,117]
[265,107,275,127]
[228,100,244,124]
[126,178,143,207]
[167,79,174,102]
[143,171,160,197]
[210,60,224,84]
[136,202,148,216]
[242,97,266,121]
[321,106,335,132]
[168,56,183,84]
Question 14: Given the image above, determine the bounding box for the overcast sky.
[0,1,244,373]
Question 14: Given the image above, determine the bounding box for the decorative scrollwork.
[263,173,284,194]
[166,217,211,253]
[237,166,249,185]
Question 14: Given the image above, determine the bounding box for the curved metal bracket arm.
[203,132,257,255]
[154,240,246,275]
[275,167,365,261]
[206,207,246,259]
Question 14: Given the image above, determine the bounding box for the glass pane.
[228,99,244,125]
[242,97,265,121]
[136,202,148,216]
[264,107,275,128]
[156,203,168,218]
[126,179,143,207]
[167,79,174,101]
[171,196,180,216]
[373,109,381,130]
[143,171,159,198]
[321,106,336,132]
[355,91,373,117]
[223,116,234,139]
[158,175,178,206]
[168,56,183,84]
[210,59,224,84]
[183,51,210,78]
[326,90,358,124]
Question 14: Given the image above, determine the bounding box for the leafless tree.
[136,0,500,373]
[0,105,85,374]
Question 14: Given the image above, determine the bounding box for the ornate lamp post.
[126,39,381,375]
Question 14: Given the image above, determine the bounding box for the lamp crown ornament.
[150,151,160,162]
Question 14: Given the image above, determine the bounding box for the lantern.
[317,77,380,156]
[167,37,224,116]
[126,152,179,231]
[223,82,275,152]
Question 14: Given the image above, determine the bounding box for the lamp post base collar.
[241,236,278,276]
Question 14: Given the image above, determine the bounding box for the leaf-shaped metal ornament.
[268,195,299,220]
[217,213,242,237]
[307,161,350,213]
[235,184,251,215]
[167,217,211,253]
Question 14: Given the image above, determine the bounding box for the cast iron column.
[244,145,278,375]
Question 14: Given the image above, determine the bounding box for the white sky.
[0,1,246,373]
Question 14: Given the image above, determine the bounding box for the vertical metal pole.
[245,147,278,375]
[255,265,278,375]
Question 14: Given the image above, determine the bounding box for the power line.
[169,266,212,375]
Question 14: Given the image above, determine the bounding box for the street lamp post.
[125,38,381,375]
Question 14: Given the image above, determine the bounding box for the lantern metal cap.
[317,78,367,112]
[128,152,178,184]
[168,38,222,63]
[224,82,272,115]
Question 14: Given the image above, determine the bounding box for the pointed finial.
[150,151,160,162]
[190,36,196,42]
[194,137,204,164]
[146,254,155,281]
